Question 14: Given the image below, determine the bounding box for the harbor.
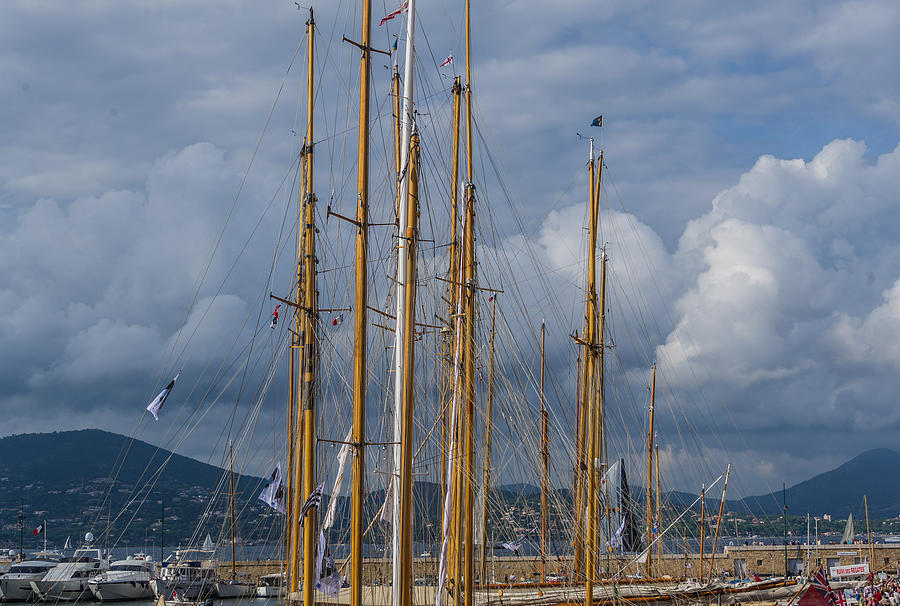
[2,2,900,606]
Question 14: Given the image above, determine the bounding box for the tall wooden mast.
[479,296,496,583]
[646,364,656,577]
[350,0,372,605]
[392,1,417,601]
[699,484,706,583]
[655,441,661,569]
[540,321,548,583]
[443,75,462,590]
[708,464,731,580]
[229,442,236,578]
[583,149,602,606]
[393,66,401,184]
[287,143,307,594]
[462,0,477,602]
[573,140,594,581]
[300,10,318,606]
[572,343,582,581]
[398,131,420,606]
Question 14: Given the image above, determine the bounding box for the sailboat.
[214,444,254,598]
[842,513,855,544]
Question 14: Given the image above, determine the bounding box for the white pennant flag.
[502,527,537,553]
[258,463,286,513]
[146,372,180,420]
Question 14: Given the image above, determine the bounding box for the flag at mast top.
[379,1,408,26]
[590,115,603,127]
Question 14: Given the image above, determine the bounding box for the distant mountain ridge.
[0,429,266,547]
[737,448,900,518]
[0,429,261,488]
[1,430,897,549]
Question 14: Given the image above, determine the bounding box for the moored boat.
[213,576,255,599]
[29,548,107,602]
[255,572,284,598]
[150,549,216,602]
[88,555,156,601]
[0,560,58,602]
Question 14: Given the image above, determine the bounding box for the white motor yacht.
[0,560,58,602]
[150,550,216,601]
[29,548,108,602]
[88,555,156,601]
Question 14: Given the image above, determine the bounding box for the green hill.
[738,448,900,518]
[0,429,267,549]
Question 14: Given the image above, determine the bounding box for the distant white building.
[823,514,832,521]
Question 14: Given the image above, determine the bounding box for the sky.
[2,0,900,503]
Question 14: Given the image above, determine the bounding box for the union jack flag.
[803,569,843,606]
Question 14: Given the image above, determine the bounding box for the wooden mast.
[573,139,595,582]
[462,0,477,602]
[864,495,872,569]
[479,296,496,583]
[300,10,318,606]
[398,131,420,606]
[655,441,661,571]
[646,365,656,577]
[350,0,372,605]
[572,342,582,581]
[287,142,307,595]
[443,76,462,584]
[393,66,401,184]
[444,76,464,604]
[596,249,607,568]
[708,464,731,580]
[540,321,548,583]
[583,147,602,606]
[699,484,706,583]
[392,1,417,601]
[229,442,236,578]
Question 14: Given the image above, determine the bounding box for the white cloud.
[2,1,900,494]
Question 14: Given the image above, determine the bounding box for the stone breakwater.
[220,543,900,583]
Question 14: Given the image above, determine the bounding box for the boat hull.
[1,578,41,602]
[213,581,254,599]
[88,579,154,601]
[151,579,215,601]
[29,579,92,602]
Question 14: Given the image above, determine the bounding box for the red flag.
[440,53,453,67]
[332,314,344,327]
[379,1,408,26]
[33,522,44,536]
[270,304,280,329]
